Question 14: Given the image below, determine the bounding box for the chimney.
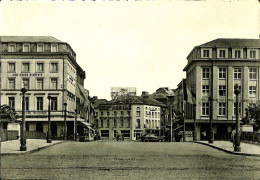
[141,91,149,98]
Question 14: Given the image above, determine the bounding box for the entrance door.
[36,122,43,132]
[200,124,209,140]
[51,122,57,139]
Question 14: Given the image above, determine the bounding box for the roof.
[199,38,260,48]
[0,36,64,43]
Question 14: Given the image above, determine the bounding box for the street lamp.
[234,84,241,152]
[20,88,27,151]
[209,58,214,144]
[74,109,78,141]
[63,103,67,140]
[47,95,52,143]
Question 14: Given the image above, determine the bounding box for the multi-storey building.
[182,38,260,140]
[94,96,164,140]
[0,36,90,139]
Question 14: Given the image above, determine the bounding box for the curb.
[194,141,260,157]
[1,141,65,156]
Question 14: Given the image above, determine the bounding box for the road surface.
[1,141,260,179]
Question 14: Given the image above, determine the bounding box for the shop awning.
[78,121,94,131]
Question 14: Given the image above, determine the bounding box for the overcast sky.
[0,1,259,100]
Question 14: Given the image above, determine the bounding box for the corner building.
[183,39,260,140]
[0,36,88,139]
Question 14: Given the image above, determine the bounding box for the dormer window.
[8,44,16,52]
[51,44,58,52]
[247,49,258,59]
[201,48,212,58]
[37,44,44,52]
[23,44,30,52]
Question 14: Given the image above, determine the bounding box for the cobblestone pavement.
[1,141,260,179]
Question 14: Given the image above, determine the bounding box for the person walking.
[231,129,236,147]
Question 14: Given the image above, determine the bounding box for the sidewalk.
[195,141,260,157]
[1,139,63,156]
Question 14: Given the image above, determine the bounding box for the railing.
[217,116,227,120]
[0,130,19,142]
[240,132,260,143]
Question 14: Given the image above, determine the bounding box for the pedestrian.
[231,129,236,147]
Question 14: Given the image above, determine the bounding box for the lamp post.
[209,58,214,144]
[234,84,241,152]
[64,103,67,140]
[74,109,78,141]
[47,95,52,143]
[193,104,197,141]
[20,88,27,151]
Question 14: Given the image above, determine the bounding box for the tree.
[0,105,17,121]
[247,104,260,131]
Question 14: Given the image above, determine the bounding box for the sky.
[0,0,259,100]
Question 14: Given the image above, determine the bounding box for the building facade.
[94,96,163,140]
[0,36,90,139]
[182,38,260,140]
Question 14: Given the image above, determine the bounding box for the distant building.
[94,96,166,140]
[0,36,91,139]
[111,87,136,100]
[182,38,260,140]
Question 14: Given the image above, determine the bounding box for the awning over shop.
[78,121,94,131]
[76,82,90,104]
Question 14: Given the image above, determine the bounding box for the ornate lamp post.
[20,88,27,151]
[74,109,78,141]
[47,95,52,143]
[234,84,241,152]
[64,103,67,140]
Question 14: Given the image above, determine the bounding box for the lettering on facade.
[12,73,43,77]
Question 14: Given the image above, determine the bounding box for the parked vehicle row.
[140,134,165,142]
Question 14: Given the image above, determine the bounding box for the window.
[233,102,242,116]
[8,44,16,52]
[249,50,256,59]
[106,120,109,127]
[121,111,124,117]
[114,111,117,117]
[127,119,130,128]
[8,97,15,108]
[219,68,226,79]
[219,85,226,97]
[36,63,44,72]
[136,111,140,117]
[23,44,30,52]
[22,63,30,72]
[218,103,226,116]
[202,103,209,116]
[249,68,257,80]
[127,111,130,117]
[22,79,29,89]
[37,44,44,52]
[202,68,210,79]
[95,112,98,117]
[219,50,226,58]
[8,79,15,89]
[107,111,110,117]
[136,119,140,128]
[8,63,15,72]
[101,112,104,117]
[203,50,209,58]
[50,78,57,89]
[249,86,256,97]
[25,97,29,111]
[101,120,103,128]
[234,50,241,58]
[37,97,43,110]
[36,78,44,89]
[234,68,242,79]
[51,44,58,52]
[51,97,57,111]
[121,119,124,127]
[114,119,117,127]
[50,63,58,72]
[202,85,209,95]
[155,112,157,118]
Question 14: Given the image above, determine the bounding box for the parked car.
[116,134,124,141]
[140,134,164,142]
